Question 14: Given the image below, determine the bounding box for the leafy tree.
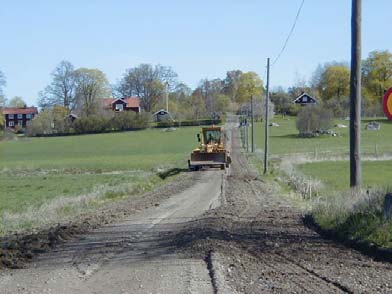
[215,94,230,113]
[26,106,71,136]
[362,50,392,101]
[8,96,26,107]
[38,61,76,109]
[312,62,350,101]
[235,72,263,104]
[189,88,207,119]
[223,70,243,101]
[270,87,295,115]
[116,64,177,112]
[74,68,111,117]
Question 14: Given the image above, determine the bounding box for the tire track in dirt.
[181,116,392,293]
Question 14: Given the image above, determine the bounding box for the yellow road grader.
[188,126,231,170]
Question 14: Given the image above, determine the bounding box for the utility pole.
[350,0,362,189]
[165,82,169,113]
[246,116,249,152]
[264,58,270,174]
[251,96,255,152]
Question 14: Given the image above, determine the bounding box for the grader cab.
[188,126,231,170]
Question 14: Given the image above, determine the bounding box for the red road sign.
[383,88,392,121]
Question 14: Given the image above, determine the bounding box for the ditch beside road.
[1,117,392,293]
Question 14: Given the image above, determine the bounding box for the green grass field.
[0,128,200,171]
[297,160,392,191]
[252,116,392,156]
[247,116,392,248]
[0,127,201,231]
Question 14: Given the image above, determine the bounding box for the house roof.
[3,107,38,115]
[293,92,317,104]
[102,97,140,108]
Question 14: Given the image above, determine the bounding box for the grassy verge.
[243,116,392,249]
[0,126,203,235]
[312,188,392,248]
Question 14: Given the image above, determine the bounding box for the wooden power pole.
[251,95,254,152]
[264,58,270,174]
[350,0,362,189]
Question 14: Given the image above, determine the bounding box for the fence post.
[384,193,392,221]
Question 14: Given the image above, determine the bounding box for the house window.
[17,114,23,119]
[18,120,23,127]
[115,104,124,111]
[26,113,32,119]
[8,114,14,119]
[9,121,14,127]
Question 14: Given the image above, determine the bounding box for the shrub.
[26,107,72,136]
[73,115,109,134]
[156,119,222,128]
[296,105,333,137]
[110,111,150,130]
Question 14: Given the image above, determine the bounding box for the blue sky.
[0,0,390,106]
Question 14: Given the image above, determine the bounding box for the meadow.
[0,127,201,233]
[247,116,392,248]
[249,116,392,190]
[253,116,392,157]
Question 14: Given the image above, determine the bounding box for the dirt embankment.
[0,171,199,269]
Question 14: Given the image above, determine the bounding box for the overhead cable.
[271,0,305,67]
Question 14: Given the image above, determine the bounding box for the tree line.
[1,49,391,132]
[271,50,392,118]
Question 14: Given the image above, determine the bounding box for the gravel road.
[1,116,392,293]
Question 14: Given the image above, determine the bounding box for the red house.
[102,97,141,113]
[3,107,38,129]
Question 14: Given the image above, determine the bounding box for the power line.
[271,0,305,67]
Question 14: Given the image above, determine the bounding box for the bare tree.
[38,61,76,109]
[0,69,6,107]
[116,64,178,112]
[0,69,5,96]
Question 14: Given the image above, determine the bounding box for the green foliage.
[72,115,109,134]
[363,50,392,101]
[156,118,222,128]
[214,94,230,112]
[26,106,72,136]
[74,68,111,116]
[235,72,264,104]
[8,96,26,107]
[312,188,392,248]
[270,88,299,115]
[296,105,333,136]
[27,107,149,136]
[223,70,242,101]
[313,63,350,101]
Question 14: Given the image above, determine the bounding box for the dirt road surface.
[1,116,392,293]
